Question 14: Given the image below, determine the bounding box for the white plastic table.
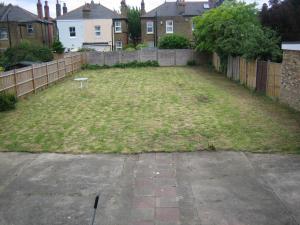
[74,78,88,89]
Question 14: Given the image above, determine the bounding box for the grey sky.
[3,0,269,18]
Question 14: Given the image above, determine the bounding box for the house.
[56,0,128,52]
[140,0,222,48]
[0,1,56,52]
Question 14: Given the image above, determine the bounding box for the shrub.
[2,41,53,69]
[136,43,148,50]
[0,93,17,112]
[124,47,136,52]
[0,66,4,72]
[52,39,65,54]
[158,34,190,49]
[82,60,159,70]
[187,60,197,66]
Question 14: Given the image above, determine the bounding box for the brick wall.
[141,16,194,46]
[280,50,300,111]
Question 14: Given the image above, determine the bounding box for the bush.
[136,43,148,50]
[158,34,190,49]
[0,66,4,72]
[124,47,136,52]
[82,60,159,70]
[52,39,65,54]
[187,60,197,66]
[0,93,17,112]
[2,41,53,69]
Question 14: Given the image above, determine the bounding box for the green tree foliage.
[260,0,300,41]
[1,41,53,69]
[127,7,141,45]
[158,34,190,49]
[52,39,65,54]
[193,0,282,62]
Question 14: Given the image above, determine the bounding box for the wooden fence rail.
[223,54,282,98]
[0,53,86,98]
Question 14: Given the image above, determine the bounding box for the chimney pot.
[37,0,43,19]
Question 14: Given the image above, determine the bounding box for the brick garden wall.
[280,50,300,111]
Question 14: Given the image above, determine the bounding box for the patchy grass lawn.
[0,67,300,153]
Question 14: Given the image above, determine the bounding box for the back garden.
[0,67,299,153]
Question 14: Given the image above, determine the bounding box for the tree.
[158,34,190,49]
[193,0,281,62]
[52,39,65,54]
[260,0,300,41]
[127,7,141,45]
[1,41,53,70]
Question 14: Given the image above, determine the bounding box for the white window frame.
[27,24,34,33]
[69,27,76,37]
[166,20,173,34]
[115,21,122,33]
[146,21,154,34]
[204,3,210,9]
[0,28,8,40]
[116,41,122,50]
[95,25,101,37]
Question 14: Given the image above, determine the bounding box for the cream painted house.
[56,1,128,52]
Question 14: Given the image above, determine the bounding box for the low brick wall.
[86,49,210,67]
[280,50,300,111]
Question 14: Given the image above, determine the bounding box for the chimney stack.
[141,0,146,15]
[63,3,68,15]
[120,0,127,17]
[37,0,43,19]
[176,0,186,15]
[56,0,61,17]
[44,1,50,20]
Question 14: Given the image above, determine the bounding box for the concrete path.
[0,152,299,225]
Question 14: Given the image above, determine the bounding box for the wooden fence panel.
[15,67,34,96]
[0,53,84,98]
[47,61,59,84]
[246,60,257,90]
[0,71,15,93]
[33,64,47,90]
[239,58,247,85]
[256,61,268,93]
[227,56,233,79]
[213,52,221,72]
[232,57,240,81]
[58,59,66,79]
[267,62,281,98]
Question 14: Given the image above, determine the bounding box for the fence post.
[71,55,74,74]
[13,69,18,96]
[45,63,49,87]
[31,65,36,94]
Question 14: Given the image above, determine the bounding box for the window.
[115,21,122,33]
[116,41,122,50]
[166,20,173,34]
[0,28,8,40]
[69,27,76,37]
[27,24,34,33]
[192,22,195,31]
[95,26,101,37]
[204,3,210,9]
[147,21,154,34]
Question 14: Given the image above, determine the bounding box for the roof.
[57,3,122,20]
[282,42,300,51]
[0,4,46,23]
[141,1,210,18]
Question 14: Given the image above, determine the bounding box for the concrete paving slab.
[0,152,299,225]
